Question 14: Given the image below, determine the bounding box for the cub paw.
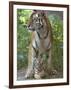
[47,67,57,75]
[34,74,41,79]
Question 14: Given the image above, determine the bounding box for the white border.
[13,5,67,85]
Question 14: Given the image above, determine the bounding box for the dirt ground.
[17,67,63,81]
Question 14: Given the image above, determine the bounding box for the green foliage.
[48,14,63,72]
[17,9,63,76]
[17,10,32,69]
[17,9,32,26]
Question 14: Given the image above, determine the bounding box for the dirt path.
[17,68,27,80]
[17,67,63,81]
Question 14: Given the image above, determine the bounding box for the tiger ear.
[41,11,45,16]
[33,10,37,13]
[31,10,37,16]
[33,10,37,12]
[42,11,47,17]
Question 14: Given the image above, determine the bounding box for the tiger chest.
[40,38,51,51]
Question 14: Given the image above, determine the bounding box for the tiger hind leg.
[47,50,57,75]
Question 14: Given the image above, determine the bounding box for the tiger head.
[27,10,48,32]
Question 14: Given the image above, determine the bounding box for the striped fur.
[25,10,54,79]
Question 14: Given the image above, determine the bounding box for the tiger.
[25,10,57,79]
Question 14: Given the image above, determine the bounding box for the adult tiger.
[25,10,56,79]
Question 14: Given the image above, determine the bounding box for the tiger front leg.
[34,56,45,79]
[34,57,41,79]
[24,46,36,79]
[24,63,34,79]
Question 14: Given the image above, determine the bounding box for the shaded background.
[17,9,63,80]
